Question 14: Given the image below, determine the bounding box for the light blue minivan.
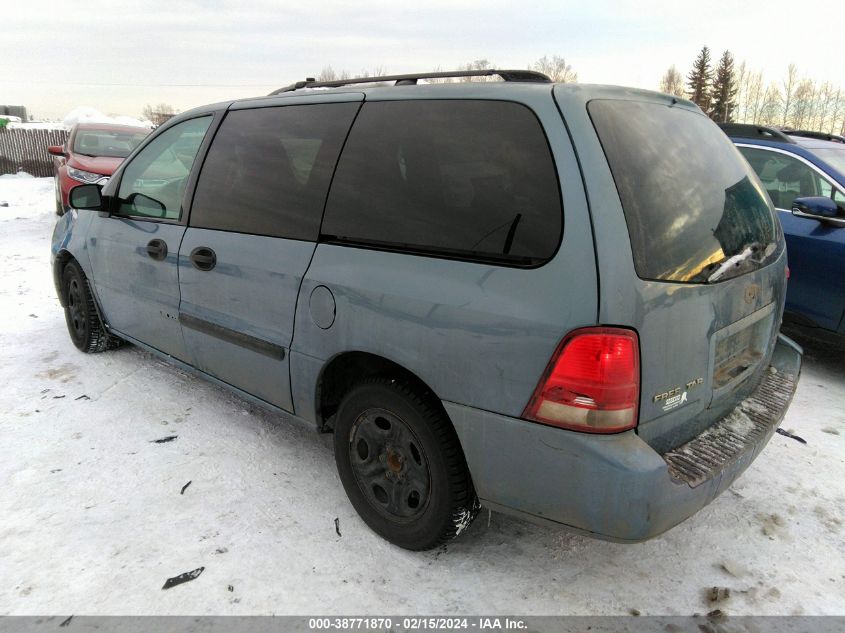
[53,70,802,550]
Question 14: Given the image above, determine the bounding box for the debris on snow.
[74,395,90,401]
[150,435,178,444]
[180,481,192,495]
[59,616,73,627]
[334,517,342,537]
[776,428,807,444]
[761,513,787,539]
[719,560,747,578]
[707,586,731,604]
[228,585,234,592]
[162,567,204,590]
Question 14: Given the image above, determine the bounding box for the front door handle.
[190,246,217,271]
[146,239,168,261]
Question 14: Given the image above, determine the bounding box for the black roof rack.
[269,69,551,95]
[781,129,845,144]
[717,123,796,144]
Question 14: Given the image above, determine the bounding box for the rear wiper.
[707,245,757,283]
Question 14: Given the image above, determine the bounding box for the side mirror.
[126,192,166,215]
[792,196,844,227]
[68,184,104,210]
[47,145,66,157]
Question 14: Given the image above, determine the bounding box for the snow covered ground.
[1,176,843,616]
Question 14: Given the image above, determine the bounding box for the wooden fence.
[0,127,68,177]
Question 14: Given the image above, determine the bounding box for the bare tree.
[828,89,844,134]
[759,84,783,126]
[317,66,352,82]
[747,71,765,123]
[659,65,685,97]
[141,103,176,126]
[781,64,798,127]
[813,82,834,132]
[457,59,497,82]
[531,55,578,83]
[789,79,816,129]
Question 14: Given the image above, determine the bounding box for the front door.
[87,116,213,360]
[178,97,361,411]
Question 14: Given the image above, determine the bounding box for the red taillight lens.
[522,327,640,433]
[785,265,790,280]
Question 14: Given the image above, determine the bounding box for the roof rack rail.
[781,129,845,144]
[269,69,552,95]
[717,123,796,144]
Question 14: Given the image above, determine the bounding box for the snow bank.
[0,176,55,219]
[61,106,153,129]
[6,121,66,130]
[0,171,35,179]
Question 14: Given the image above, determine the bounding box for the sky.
[3,0,844,120]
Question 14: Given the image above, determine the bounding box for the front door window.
[116,116,212,220]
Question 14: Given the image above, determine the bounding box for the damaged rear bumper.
[444,334,802,542]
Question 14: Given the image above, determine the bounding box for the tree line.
[661,46,845,135]
[316,55,578,85]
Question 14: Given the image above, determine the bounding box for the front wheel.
[333,378,479,550]
[62,260,119,353]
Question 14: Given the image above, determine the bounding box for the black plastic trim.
[179,313,286,360]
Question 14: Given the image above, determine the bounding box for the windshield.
[73,129,149,158]
[588,99,781,283]
[812,147,845,177]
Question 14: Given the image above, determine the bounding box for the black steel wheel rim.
[348,407,431,523]
[67,277,87,339]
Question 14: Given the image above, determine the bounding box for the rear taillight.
[522,327,640,433]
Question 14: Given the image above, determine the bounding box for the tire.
[61,260,119,353]
[333,377,480,550]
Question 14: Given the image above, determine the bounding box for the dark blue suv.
[722,124,845,335]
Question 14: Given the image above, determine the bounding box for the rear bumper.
[445,334,802,542]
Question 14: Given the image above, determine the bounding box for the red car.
[48,122,150,215]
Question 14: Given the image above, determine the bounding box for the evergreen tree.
[687,46,713,111]
[710,50,738,122]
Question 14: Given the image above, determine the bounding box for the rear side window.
[589,100,780,283]
[322,100,562,266]
[190,102,359,240]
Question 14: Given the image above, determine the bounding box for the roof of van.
[173,79,699,121]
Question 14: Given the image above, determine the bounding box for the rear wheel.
[62,260,119,353]
[333,378,479,550]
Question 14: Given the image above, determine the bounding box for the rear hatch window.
[588,100,782,283]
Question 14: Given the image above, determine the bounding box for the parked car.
[48,122,149,216]
[52,71,802,550]
[721,124,845,335]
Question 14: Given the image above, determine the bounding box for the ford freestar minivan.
[52,70,802,550]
